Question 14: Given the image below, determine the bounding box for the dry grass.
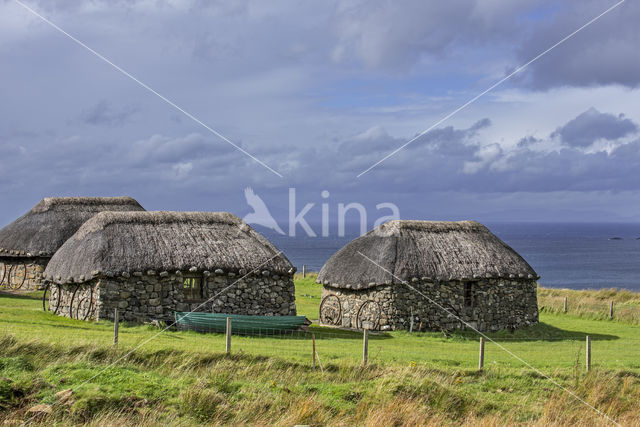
[1,329,637,425]
[538,287,640,324]
[1,341,638,426]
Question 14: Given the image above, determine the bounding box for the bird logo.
[242,187,286,235]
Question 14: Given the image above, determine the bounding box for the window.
[463,282,475,308]
[183,276,203,302]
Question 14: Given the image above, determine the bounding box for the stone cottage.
[317,220,539,332]
[0,197,144,291]
[42,211,297,322]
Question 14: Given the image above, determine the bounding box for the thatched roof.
[0,197,145,258]
[43,211,294,284]
[317,220,538,290]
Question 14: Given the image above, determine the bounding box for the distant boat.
[609,237,623,240]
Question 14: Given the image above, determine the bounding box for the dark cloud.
[516,0,640,89]
[551,107,638,147]
[30,109,640,197]
[80,100,138,127]
[338,118,489,158]
[3,113,640,226]
[127,133,236,165]
[475,140,640,192]
[331,1,537,72]
[517,136,542,147]
[305,111,640,195]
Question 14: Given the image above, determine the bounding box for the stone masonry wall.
[320,279,538,332]
[51,270,297,323]
[0,258,48,291]
[319,284,394,330]
[48,281,97,320]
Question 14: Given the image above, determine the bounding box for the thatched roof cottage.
[43,211,297,322]
[0,197,144,291]
[317,220,539,332]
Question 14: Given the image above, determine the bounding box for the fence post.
[312,334,316,369]
[586,335,591,372]
[113,308,119,346]
[302,265,306,278]
[609,301,614,319]
[362,329,369,366]
[478,337,485,371]
[226,317,232,354]
[563,296,567,313]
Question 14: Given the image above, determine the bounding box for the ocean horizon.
[259,222,640,292]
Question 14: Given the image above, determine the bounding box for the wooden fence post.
[478,337,485,371]
[586,335,591,372]
[563,296,567,313]
[609,301,614,320]
[113,308,119,346]
[226,317,232,354]
[302,265,306,278]
[362,329,369,366]
[312,334,316,369]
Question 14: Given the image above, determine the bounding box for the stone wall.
[47,282,97,320]
[0,258,48,291]
[320,279,538,332]
[50,269,297,323]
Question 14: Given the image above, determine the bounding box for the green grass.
[3,282,639,370]
[1,281,640,425]
[293,273,322,320]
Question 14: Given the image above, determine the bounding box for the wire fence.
[4,287,640,373]
[143,315,640,372]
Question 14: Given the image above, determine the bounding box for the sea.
[260,223,640,291]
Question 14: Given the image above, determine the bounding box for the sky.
[1,0,640,232]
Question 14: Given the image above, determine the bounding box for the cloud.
[434,109,640,193]
[2,111,640,226]
[338,118,490,160]
[463,143,502,174]
[2,0,640,225]
[128,133,236,165]
[478,140,640,192]
[515,0,640,89]
[330,1,535,72]
[303,110,640,194]
[551,107,638,147]
[80,100,138,127]
[172,162,193,180]
[517,136,542,148]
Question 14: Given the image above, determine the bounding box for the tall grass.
[538,287,640,324]
[1,333,639,425]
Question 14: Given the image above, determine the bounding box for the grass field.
[538,286,640,324]
[1,276,640,425]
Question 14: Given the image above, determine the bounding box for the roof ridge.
[75,211,242,239]
[373,220,486,235]
[34,197,141,213]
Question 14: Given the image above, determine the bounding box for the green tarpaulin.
[174,312,308,334]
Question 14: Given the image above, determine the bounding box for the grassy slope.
[1,278,640,425]
[538,286,640,323]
